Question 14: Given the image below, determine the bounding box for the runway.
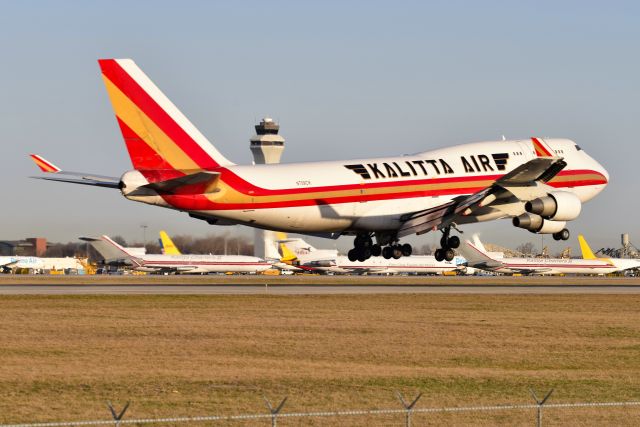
[2,284,640,295]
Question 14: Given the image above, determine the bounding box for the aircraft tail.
[159,231,182,255]
[80,235,138,263]
[578,234,597,260]
[98,59,234,174]
[263,231,283,261]
[279,242,299,263]
[277,237,318,256]
[458,235,500,268]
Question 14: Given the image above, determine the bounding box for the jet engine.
[524,191,582,221]
[512,213,566,234]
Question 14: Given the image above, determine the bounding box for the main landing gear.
[347,233,412,262]
[434,226,460,262]
[552,228,570,241]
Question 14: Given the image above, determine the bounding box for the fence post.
[263,396,287,427]
[396,391,422,427]
[529,388,554,427]
[106,401,130,427]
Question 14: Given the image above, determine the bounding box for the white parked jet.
[459,235,619,275]
[578,234,640,273]
[82,235,272,274]
[0,256,45,273]
[32,59,609,264]
[277,236,462,275]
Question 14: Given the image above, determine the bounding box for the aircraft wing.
[398,156,566,237]
[30,154,120,189]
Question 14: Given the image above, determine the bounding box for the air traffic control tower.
[250,117,285,164]
[250,118,285,260]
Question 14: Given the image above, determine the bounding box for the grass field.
[1,294,640,425]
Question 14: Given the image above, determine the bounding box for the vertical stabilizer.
[159,231,182,255]
[98,59,234,173]
[578,234,597,260]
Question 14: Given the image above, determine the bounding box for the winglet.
[30,154,61,173]
[578,234,597,260]
[159,231,181,255]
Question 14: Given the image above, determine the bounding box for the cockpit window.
[575,144,582,151]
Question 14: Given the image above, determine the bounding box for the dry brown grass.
[1,294,639,425]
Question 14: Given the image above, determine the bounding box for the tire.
[357,252,367,262]
[393,247,402,259]
[440,236,448,249]
[382,246,393,259]
[347,249,358,262]
[401,243,413,257]
[560,228,570,241]
[362,247,372,259]
[434,248,444,262]
[552,232,561,241]
[448,236,460,249]
[371,244,382,257]
[444,249,455,262]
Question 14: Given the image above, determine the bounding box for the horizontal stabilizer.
[32,175,120,188]
[131,171,220,195]
[30,154,120,189]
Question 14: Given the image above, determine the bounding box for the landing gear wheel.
[382,246,393,259]
[347,249,358,262]
[448,236,460,249]
[434,248,444,262]
[392,246,402,259]
[444,248,455,262]
[354,234,372,249]
[552,229,570,241]
[401,243,413,257]
[371,244,382,257]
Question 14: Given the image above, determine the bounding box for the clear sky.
[2,1,638,253]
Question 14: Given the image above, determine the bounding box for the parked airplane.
[82,235,272,274]
[459,235,620,275]
[578,234,640,272]
[276,236,462,275]
[31,59,609,263]
[0,256,45,273]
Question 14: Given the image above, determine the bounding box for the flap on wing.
[132,171,220,195]
[496,157,566,185]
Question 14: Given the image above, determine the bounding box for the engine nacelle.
[525,191,582,221]
[513,213,566,234]
[536,219,567,234]
[512,213,543,231]
[119,170,150,196]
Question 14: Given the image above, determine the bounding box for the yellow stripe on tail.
[159,230,182,255]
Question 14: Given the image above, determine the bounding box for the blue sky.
[2,1,638,253]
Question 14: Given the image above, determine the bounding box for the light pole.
[140,224,148,247]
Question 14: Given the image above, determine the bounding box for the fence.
[2,390,640,427]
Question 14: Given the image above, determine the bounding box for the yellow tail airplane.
[578,234,640,272]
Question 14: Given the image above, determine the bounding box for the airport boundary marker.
[2,394,640,426]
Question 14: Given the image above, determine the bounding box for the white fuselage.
[134,254,272,274]
[493,257,619,275]
[314,255,461,275]
[137,138,608,235]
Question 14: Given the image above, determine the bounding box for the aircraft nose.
[594,158,609,185]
